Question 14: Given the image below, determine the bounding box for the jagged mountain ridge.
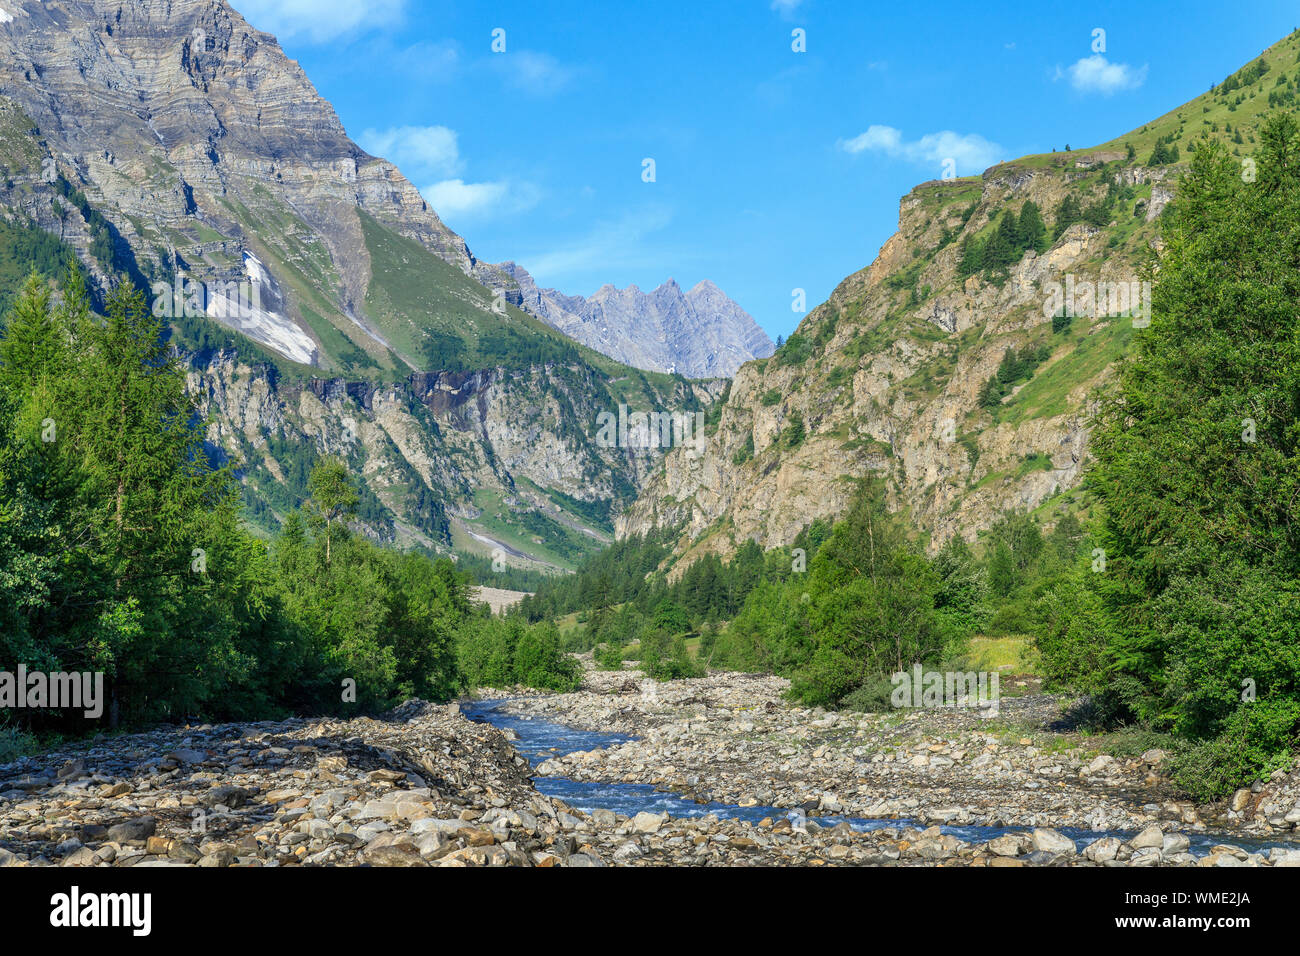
[0,0,764,381]
[502,261,774,378]
[618,30,1300,573]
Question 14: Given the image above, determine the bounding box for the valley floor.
[1,667,1298,867]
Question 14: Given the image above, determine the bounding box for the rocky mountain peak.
[504,263,774,379]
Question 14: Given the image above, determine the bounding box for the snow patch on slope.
[204,252,318,366]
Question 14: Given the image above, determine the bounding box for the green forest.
[0,270,577,748]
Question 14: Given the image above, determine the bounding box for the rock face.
[0,0,517,361]
[617,156,1172,567]
[0,0,761,377]
[503,262,774,378]
[190,348,720,566]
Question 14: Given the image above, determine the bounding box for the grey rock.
[1031,828,1077,855]
[632,811,667,834]
[1020,849,1069,866]
[987,834,1026,857]
[106,817,157,843]
[1130,824,1165,849]
[1161,833,1190,854]
[1083,837,1123,863]
[200,785,251,809]
[57,758,87,780]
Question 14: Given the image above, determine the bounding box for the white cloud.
[426,179,527,221]
[839,125,1004,177]
[770,0,805,17]
[232,0,405,43]
[421,180,509,219]
[360,125,538,223]
[1057,54,1147,95]
[491,50,578,96]
[359,125,462,180]
[842,125,901,154]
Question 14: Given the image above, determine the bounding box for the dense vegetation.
[977,343,1053,409]
[708,483,979,708]
[1034,116,1300,798]
[515,525,820,681]
[0,218,87,317]
[0,271,577,738]
[456,618,581,692]
[955,180,1140,282]
[516,481,990,696]
[957,201,1047,276]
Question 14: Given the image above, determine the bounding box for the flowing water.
[466,697,1296,859]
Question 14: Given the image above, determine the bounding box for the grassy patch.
[999,320,1134,425]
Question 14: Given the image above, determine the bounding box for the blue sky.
[232,0,1299,341]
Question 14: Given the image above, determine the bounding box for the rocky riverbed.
[487,665,1300,866]
[2,668,1298,867]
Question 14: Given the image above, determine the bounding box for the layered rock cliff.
[619,23,1300,570]
[191,348,719,565]
[0,0,525,371]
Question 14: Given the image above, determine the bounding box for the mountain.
[502,262,774,378]
[618,30,1300,571]
[0,0,720,571]
[0,0,529,373]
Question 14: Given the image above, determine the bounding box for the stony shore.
[1,667,1298,867]
[496,665,1300,866]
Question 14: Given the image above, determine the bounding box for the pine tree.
[981,213,1016,269]
[1047,116,1300,796]
[1054,194,1083,237]
[957,234,983,276]
[0,275,63,392]
[306,457,358,565]
[1017,200,1047,253]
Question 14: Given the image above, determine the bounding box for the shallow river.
[465,697,1292,859]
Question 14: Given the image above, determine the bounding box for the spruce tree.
[1047,115,1300,796]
